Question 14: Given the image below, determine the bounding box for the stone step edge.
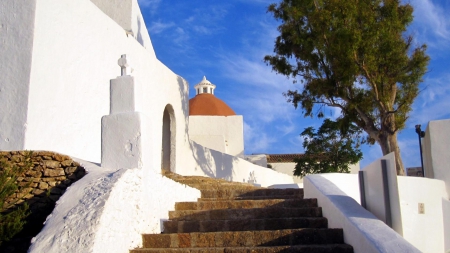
[175,199,318,210]
[130,244,354,253]
[168,207,322,221]
[197,196,304,201]
[142,228,345,248]
[162,217,328,233]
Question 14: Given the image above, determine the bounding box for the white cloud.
[244,122,276,153]
[148,21,174,34]
[138,0,161,13]
[409,74,450,124]
[409,0,450,46]
[193,25,211,35]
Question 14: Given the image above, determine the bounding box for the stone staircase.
[130,172,353,253]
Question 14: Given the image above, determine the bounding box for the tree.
[264,0,429,175]
[294,118,363,177]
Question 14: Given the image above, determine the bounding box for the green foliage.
[265,0,430,175]
[0,155,31,246]
[294,119,363,177]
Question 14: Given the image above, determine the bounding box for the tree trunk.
[378,132,405,176]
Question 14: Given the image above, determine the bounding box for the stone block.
[25,170,42,178]
[142,234,171,248]
[43,160,61,169]
[32,189,46,195]
[52,154,67,162]
[47,181,57,187]
[192,233,216,247]
[44,168,65,177]
[11,155,23,162]
[64,166,77,174]
[177,233,191,248]
[38,182,49,190]
[61,160,73,167]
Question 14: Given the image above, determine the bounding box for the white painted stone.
[110,76,135,114]
[101,112,142,170]
[304,174,420,253]
[0,0,36,150]
[189,116,244,157]
[28,159,201,253]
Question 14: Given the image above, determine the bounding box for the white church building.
[1,1,449,253]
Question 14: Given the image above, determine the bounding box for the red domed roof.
[189,93,236,116]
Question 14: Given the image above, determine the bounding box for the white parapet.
[304,174,420,253]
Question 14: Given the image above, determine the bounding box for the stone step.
[175,198,318,211]
[184,184,256,191]
[163,217,328,233]
[141,228,345,248]
[169,207,322,221]
[200,188,304,199]
[130,244,354,253]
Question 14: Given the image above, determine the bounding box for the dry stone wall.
[1,151,86,210]
[0,150,86,253]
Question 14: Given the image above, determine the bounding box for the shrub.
[0,156,31,246]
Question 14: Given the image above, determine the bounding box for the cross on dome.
[194,76,216,95]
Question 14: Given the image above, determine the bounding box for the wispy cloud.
[138,0,161,14]
[148,21,175,34]
[192,25,211,35]
[244,122,277,153]
[408,73,450,124]
[409,0,450,47]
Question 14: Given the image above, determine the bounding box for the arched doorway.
[161,104,176,172]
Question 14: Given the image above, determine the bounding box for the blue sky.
[138,0,450,169]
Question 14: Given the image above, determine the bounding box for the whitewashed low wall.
[179,141,295,187]
[304,174,420,253]
[397,176,449,253]
[29,159,201,253]
[360,152,402,234]
[444,199,450,252]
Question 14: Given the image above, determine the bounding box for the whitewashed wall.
[269,163,303,183]
[0,0,36,150]
[89,0,154,53]
[267,161,360,184]
[178,141,295,187]
[397,176,449,253]
[11,0,190,171]
[422,119,450,195]
[189,115,244,157]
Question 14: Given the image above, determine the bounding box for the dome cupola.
[194,76,216,95]
[189,76,236,116]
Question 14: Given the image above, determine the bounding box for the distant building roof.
[266,154,304,163]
